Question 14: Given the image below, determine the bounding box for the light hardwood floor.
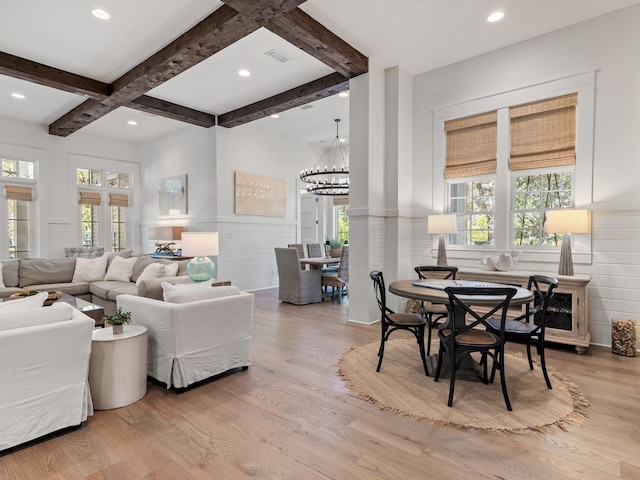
[1,288,639,479]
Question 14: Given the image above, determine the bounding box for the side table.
[89,325,148,410]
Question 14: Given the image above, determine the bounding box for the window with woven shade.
[2,157,37,258]
[509,93,577,171]
[444,111,497,179]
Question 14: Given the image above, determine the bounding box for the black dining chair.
[370,271,429,376]
[486,275,558,389]
[434,286,517,410]
[414,265,458,356]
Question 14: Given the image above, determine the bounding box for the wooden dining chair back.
[414,265,459,356]
[434,286,517,410]
[306,243,323,258]
[322,246,349,299]
[486,275,558,389]
[370,271,429,376]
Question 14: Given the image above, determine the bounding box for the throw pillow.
[136,262,179,286]
[0,301,75,331]
[72,255,108,283]
[105,250,133,268]
[0,291,48,312]
[104,255,138,282]
[162,282,240,304]
[0,263,4,288]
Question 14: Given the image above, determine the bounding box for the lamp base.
[557,234,574,276]
[436,235,448,266]
[187,256,215,282]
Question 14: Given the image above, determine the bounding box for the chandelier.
[300,118,349,196]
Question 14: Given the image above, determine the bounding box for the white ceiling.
[1,0,639,144]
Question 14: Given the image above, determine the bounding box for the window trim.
[432,72,595,266]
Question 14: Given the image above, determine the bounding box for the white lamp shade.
[181,232,219,256]
[545,210,591,234]
[427,214,457,234]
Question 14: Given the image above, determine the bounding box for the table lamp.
[181,232,219,282]
[427,214,457,266]
[545,209,590,276]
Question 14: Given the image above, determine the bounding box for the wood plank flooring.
[1,288,639,479]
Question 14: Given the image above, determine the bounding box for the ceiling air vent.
[300,104,314,110]
[264,49,292,63]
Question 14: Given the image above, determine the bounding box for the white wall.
[138,122,319,292]
[410,5,640,346]
[0,115,139,258]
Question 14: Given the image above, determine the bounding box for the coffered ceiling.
[1,0,639,144]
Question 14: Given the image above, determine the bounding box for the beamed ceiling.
[0,0,367,137]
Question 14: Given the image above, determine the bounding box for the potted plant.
[102,307,132,334]
[328,238,344,258]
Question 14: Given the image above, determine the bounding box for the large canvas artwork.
[235,171,286,217]
[159,174,187,215]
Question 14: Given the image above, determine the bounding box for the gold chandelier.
[300,119,349,196]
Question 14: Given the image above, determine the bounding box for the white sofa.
[0,297,94,452]
[117,286,254,389]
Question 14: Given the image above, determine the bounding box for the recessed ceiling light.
[270,114,280,119]
[91,9,111,20]
[487,11,504,23]
[339,138,346,143]
[11,93,25,100]
[238,69,251,77]
[127,120,138,126]
[338,91,349,98]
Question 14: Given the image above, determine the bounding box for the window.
[449,179,495,246]
[512,171,573,247]
[8,199,29,258]
[76,168,131,251]
[336,205,349,245]
[1,157,36,258]
[441,90,585,254]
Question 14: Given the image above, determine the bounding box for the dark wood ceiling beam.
[49,5,260,136]
[265,9,368,78]
[218,72,348,128]
[0,51,110,100]
[127,96,216,128]
[222,0,307,20]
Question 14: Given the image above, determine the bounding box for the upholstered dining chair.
[288,243,307,269]
[370,271,429,376]
[414,265,458,356]
[306,243,323,258]
[322,245,349,299]
[486,275,558,389]
[434,286,517,410]
[275,248,322,305]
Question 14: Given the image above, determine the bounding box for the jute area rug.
[338,338,589,433]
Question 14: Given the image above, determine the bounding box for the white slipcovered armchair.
[116,286,254,389]
[0,297,94,452]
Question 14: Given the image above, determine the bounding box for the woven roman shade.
[5,185,32,201]
[509,93,577,171]
[333,195,349,206]
[109,193,129,207]
[444,111,497,179]
[79,191,101,205]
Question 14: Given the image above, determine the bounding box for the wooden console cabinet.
[457,270,592,354]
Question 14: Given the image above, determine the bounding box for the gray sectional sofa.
[0,254,192,316]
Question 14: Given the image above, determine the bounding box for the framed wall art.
[235,171,286,217]
[159,174,187,215]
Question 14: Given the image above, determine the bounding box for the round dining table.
[388,279,534,378]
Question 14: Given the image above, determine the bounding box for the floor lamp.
[181,232,219,282]
[427,214,457,266]
[545,209,591,276]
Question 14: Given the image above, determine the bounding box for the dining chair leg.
[433,341,445,381]
[425,315,433,357]
[417,326,429,376]
[447,346,456,407]
[539,340,552,389]
[376,341,385,372]
[526,342,534,370]
[497,353,512,411]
